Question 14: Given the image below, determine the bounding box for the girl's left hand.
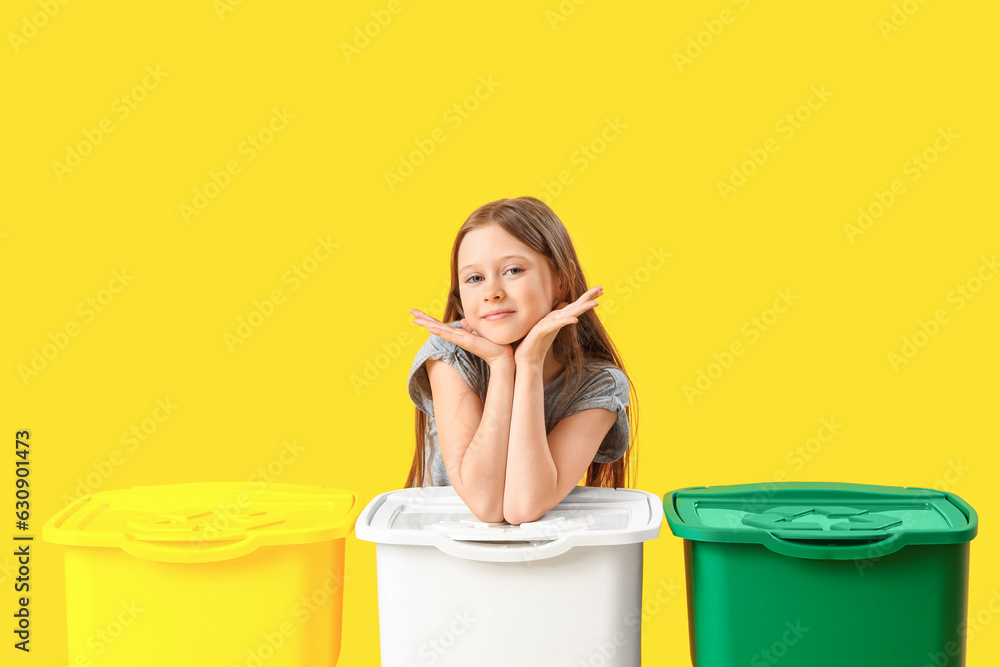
[513,285,603,367]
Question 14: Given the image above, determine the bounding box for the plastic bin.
[355,486,663,667]
[42,482,360,667]
[663,482,978,667]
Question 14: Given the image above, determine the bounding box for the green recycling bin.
[663,482,977,667]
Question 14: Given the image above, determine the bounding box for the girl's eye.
[465,268,522,283]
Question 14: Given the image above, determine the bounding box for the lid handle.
[761,531,905,560]
[431,532,581,562]
[121,534,261,563]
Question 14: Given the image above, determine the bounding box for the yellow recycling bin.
[42,482,360,667]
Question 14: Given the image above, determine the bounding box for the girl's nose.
[482,281,504,300]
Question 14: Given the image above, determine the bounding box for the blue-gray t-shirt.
[407,321,631,487]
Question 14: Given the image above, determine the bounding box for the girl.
[406,196,638,524]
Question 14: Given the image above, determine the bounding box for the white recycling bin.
[355,486,663,667]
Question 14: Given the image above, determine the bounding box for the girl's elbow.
[466,495,504,524]
[473,506,505,523]
[504,508,546,525]
[503,497,550,525]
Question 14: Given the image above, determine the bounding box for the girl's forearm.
[503,361,558,523]
[454,356,515,522]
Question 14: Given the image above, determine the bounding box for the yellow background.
[3,0,998,665]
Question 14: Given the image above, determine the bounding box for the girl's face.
[456,223,564,345]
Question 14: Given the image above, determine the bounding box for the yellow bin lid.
[43,482,360,563]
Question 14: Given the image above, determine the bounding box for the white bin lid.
[355,486,663,562]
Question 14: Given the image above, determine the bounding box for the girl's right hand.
[410,309,514,367]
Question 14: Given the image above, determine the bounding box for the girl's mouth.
[483,311,514,321]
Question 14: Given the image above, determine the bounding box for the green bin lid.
[663,482,977,560]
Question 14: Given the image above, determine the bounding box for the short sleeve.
[562,367,631,463]
[407,322,485,417]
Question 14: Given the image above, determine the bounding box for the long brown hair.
[405,196,638,489]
